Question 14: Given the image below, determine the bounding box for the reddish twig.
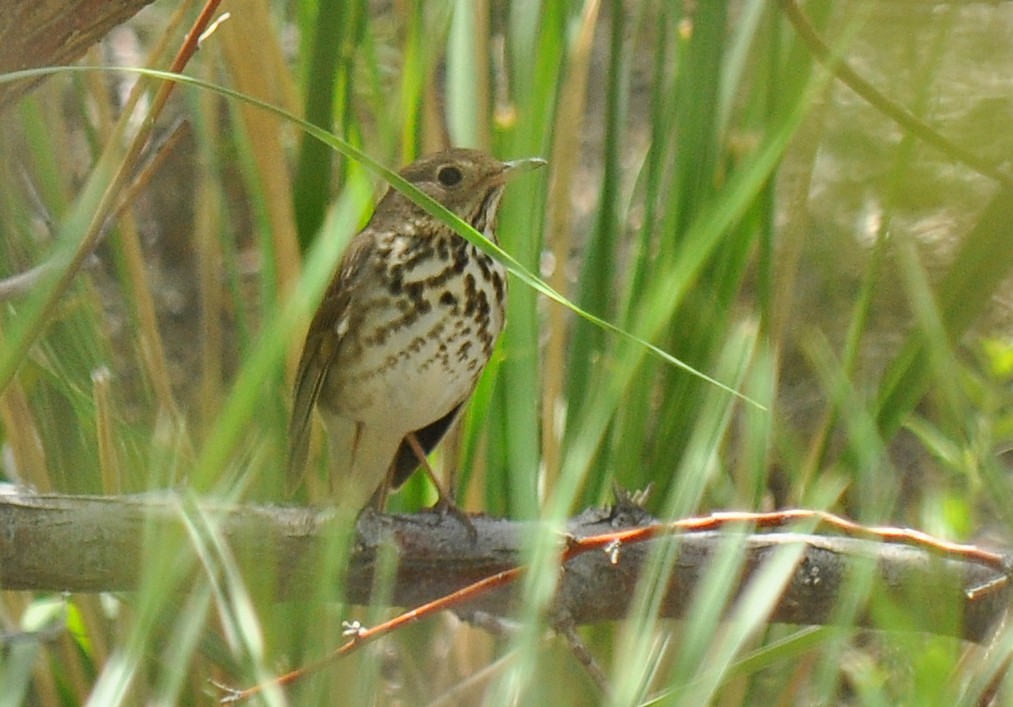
[218,566,525,702]
[218,508,1009,701]
[578,509,1009,575]
[0,0,226,395]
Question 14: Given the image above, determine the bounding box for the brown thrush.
[287,147,545,515]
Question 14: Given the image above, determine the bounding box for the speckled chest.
[328,224,507,429]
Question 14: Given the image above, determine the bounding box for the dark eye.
[436,165,463,187]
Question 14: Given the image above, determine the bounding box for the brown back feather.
[285,233,373,493]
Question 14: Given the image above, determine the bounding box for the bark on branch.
[0,492,1008,644]
[0,0,157,110]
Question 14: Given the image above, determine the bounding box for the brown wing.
[286,234,374,493]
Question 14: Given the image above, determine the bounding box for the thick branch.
[0,492,1007,644]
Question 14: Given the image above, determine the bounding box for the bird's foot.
[431,495,479,544]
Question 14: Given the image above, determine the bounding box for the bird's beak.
[502,157,548,177]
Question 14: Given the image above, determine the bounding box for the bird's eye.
[436,165,463,187]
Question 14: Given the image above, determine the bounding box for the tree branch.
[0,492,1007,644]
[0,0,157,110]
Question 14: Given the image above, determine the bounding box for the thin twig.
[218,566,526,702]
[0,120,191,300]
[0,0,224,393]
[556,616,612,697]
[217,507,1010,701]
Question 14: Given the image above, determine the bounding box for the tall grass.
[1,0,1011,704]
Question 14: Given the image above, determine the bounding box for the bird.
[286,147,545,519]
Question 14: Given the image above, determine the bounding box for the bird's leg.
[405,432,477,541]
[365,473,391,512]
